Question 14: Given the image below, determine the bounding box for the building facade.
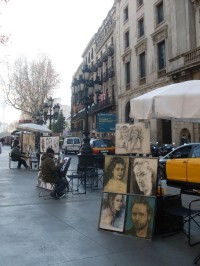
[71,5,116,142]
[71,0,200,146]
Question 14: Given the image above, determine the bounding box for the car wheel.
[65,150,68,155]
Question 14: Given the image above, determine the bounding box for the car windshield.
[93,139,114,148]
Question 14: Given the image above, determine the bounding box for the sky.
[0,0,114,124]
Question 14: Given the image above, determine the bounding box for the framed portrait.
[99,192,127,232]
[115,122,151,155]
[124,195,156,240]
[40,136,59,153]
[103,155,130,193]
[129,157,158,196]
[22,133,35,154]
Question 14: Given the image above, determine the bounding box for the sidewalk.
[0,145,199,266]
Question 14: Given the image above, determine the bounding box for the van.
[63,137,81,154]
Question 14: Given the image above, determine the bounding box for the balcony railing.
[184,47,200,65]
[72,97,115,120]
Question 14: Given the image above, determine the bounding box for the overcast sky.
[0,0,114,124]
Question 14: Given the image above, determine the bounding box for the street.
[0,145,199,266]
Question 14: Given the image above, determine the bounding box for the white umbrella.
[16,123,52,133]
[130,80,200,122]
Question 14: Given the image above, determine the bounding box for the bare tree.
[1,55,60,118]
[0,0,9,44]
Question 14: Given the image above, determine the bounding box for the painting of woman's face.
[112,163,125,180]
[113,194,123,212]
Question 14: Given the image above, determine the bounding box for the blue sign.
[97,113,116,132]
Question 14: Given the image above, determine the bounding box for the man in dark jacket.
[40,147,69,199]
[11,144,29,169]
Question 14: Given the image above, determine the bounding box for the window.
[158,40,166,70]
[91,48,93,60]
[138,17,144,38]
[124,6,128,22]
[192,146,200,158]
[125,61,130,85]
[137,0,143,8]
[124,30,129,49]
[139,52,146,78]
[156,1,164,25]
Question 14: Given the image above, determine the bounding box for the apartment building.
[71,0,200,145]
[71,5,116,141]
[115,0,200,145]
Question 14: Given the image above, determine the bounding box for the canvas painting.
[22,133,35,154]
[40,136,60,153]
[115,122,151,155]
[130,157,158,196]
[124,195,156,240]
[99,192,127,232]
[103,155,129,193]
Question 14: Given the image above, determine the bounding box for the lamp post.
[33,97,60,129]
[42,97,60,130]
[72,64,102,167]
[35,109,44,125]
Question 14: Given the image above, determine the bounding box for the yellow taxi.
[159,143,200,189]
[90,138,115,155]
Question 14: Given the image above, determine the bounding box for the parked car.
[63,137,81,154]
[151,144,160,157]
[90,138,115,155]
[158,143,200,189]
[158,144,177,157]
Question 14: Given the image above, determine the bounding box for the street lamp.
[72,64,102,166]
[34,109,44,125]
[43,97,60,130]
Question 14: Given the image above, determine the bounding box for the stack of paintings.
[98,122,158,240]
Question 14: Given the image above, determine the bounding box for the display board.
[40,136,60,153]
[115,122,151,155]
[98,155,158,240]
[22,132,35,154]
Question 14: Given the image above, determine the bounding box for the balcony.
[71,97,116,120]
[107,44,114,56]
[184,47,200,65]
[102,72,109,82]
[168,46,200,80]
[108,67,114,78]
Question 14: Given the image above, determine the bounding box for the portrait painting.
[22,133,35,154]
[130,157,158,196]
[99,192,127,232]
[103,155,130,193]
[124,195,156,240]
[40,137,59,153]
[115,122,151,155]
[22,133,30,154]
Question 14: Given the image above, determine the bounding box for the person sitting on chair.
[40,147,69,199]
[11,144,29,169]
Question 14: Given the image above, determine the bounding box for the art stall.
[16,123,52,170]
[98,121,158,240]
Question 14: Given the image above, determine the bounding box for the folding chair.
[161,193,200,246]
[87,168,104,190]
[67,168,86,194]
[37,170,55,197]
[9,153,18,169]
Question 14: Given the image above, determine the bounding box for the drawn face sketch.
[132,203,151,234]
[111,194,123,212]
[112,163,125,181]
[130,126,139,140]
[133,161,153,196]
[120,126,129,141]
